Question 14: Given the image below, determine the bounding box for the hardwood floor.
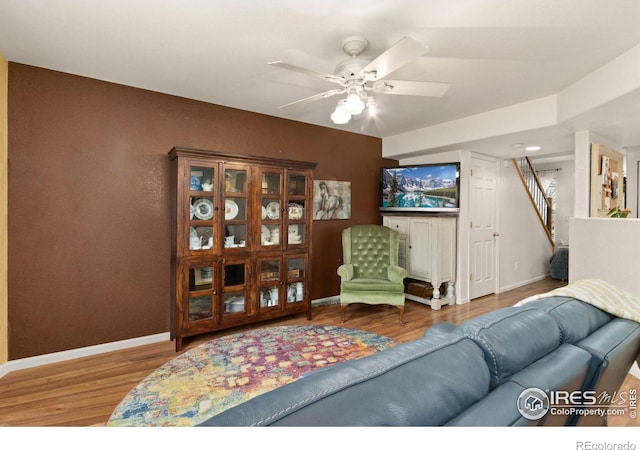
[0,277,637,427]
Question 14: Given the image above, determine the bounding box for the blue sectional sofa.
[198,294,640,426]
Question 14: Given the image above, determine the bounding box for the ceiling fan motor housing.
[334,57,370,79]
[341,36,368,56]
[334,36,372,79]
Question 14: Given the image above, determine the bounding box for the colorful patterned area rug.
[107,325,396,426]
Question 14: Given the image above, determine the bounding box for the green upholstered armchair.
[337,224,407,324]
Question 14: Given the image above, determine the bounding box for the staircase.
[512,157,555,253]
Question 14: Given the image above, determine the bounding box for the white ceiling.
[1,0,640,160]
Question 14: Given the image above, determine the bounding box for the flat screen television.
[380,162,460,213]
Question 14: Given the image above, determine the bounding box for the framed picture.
[590,143,625,217]
[313,180,351,220]
[193,267,213,286]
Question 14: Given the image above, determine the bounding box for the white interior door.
[469,157,498,299]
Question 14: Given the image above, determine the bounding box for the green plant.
[607,206,632,218]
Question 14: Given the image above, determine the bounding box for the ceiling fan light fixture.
[343,92,365,115]
[366,97,377,115]
[331,102,351,124]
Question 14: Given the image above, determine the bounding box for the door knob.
[493,231,500,237]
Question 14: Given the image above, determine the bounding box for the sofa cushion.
[571,318,640,425]
[341,277,405,293]
[456,307,561,388]
[198,334,491,426]
[448,343,593,426]
[507,344,591,391]
[423,321,458,336]
[576,318,640,375]
[446,381,539,426]
[506,343,593,425]
[519,296,612,343]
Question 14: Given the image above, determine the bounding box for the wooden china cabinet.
[169,147,316,351]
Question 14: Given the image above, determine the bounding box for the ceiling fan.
[268,36,451,124]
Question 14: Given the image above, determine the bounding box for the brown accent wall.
[1,52,8,365]
[8,63,395,359]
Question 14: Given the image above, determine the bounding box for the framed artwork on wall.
[313,180,351,220]
[193,267,213,286]
[590,143,625,217]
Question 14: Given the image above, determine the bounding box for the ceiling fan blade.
[361,36,428,80]
[268,61,345,85]
[277,88,345,109]
[371,80,451,97]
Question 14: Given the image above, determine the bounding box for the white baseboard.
[0,332,170,378]
[0,298,341,378]
[498,274,549,294]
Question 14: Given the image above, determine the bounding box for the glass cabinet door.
[285,255,307,306]
[258,257,282,311]
[259,168,283,249]
[286,172,308,246]
[187,164,216,253]
[222,260,247,317]
[223,165,249,250]
[186,263,217,324]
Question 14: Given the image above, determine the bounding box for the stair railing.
[512,157,555,252]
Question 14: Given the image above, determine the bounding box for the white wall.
[573,131,592,218]
[498,159,554,291]
[570,217,640,298]
[625,145,640,217]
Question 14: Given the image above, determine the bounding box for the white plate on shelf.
[193,198,214,220]
[266,201,280,220]
[224,296,245,313]
[261,205,267,220]
[225,199,239,220]
[288,203,304,220]
[262,225,270,243]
